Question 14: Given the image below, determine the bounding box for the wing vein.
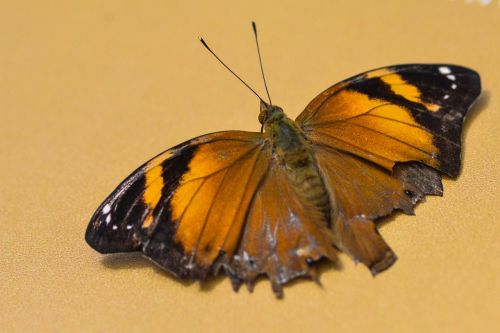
[312,131,395,166]
[361,114,461,148]
[237,155,272,258]
[219,146,264,257]
[338,121,435,158]
[330,147,408,206]
[176,179,206,224]
[180,146,260,186]
[189,168,230,265]
[305,103,393,127]
[318,150,366,215]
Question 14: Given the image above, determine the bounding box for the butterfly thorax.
[262,105,331,222]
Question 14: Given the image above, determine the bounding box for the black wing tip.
[85,230,112,254]
[85,212,141,254]
[452,64,481,101]
[85,217,105,252]
[390,63,481,93]
[85,225,140,254]
[438,74,482,178]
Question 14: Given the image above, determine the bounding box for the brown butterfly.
[85,23,481,297]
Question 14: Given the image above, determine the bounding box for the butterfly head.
[259,100,284,125]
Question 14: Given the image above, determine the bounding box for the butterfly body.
[86,64,481,297]
[262,102,331,221]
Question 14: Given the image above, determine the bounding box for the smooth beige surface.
[1,1,499,332]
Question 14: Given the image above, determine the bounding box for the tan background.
[1,0,499,332]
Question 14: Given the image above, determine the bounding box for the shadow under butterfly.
[85,22,482,298]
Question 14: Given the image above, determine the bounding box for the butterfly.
[85,23,481,297]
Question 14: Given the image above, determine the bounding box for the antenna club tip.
[199,37,209,49]
[252,21,257,32]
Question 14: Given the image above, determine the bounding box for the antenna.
[199,37,266,103]
[252,21,272,105]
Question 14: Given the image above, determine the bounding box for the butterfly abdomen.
[293,167,331,219]
[266,114,331,221]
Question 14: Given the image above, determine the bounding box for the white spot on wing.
[451,83,457,90]
[102,204,111,214]
[296,246,311,256]
[447,74,456,81]
[443,94,450,100]
[126,224,133,230]
[112,225,118,230]
[105,214,111,224]
[438,66,451,74]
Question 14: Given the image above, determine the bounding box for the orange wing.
[87,131,266,273]
[86,130,336,296]
[297,64,481,177]
[140,131,269,280]
[315,147,443,273]
[227,158,336,296]
[297,64,480,272]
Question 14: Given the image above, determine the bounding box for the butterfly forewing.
[298,64,481,177]
[85,131,262,256]
[142,132,270,279]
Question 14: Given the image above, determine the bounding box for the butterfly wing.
[315,147,443,273]
[138,131,271,280]
[227,158,337,296]
[296,64,480,272]
[86,130,336,294]
[86,131,267,274]
[297,64,481,177]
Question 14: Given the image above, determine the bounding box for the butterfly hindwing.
[314,146,443,273]
[227,158,337,295]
